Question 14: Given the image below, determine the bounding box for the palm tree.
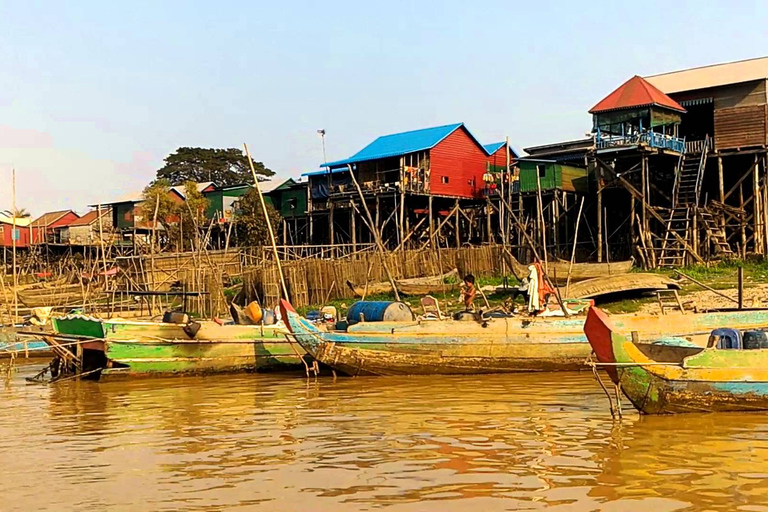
[13,208,30,218]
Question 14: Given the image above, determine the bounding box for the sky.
[0,0,766,216]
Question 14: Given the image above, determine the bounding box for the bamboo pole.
[347,164,400,301]
[12,168,18,324]
[535,167,548,273]
[565,197,585,297]
[244,143,289,300]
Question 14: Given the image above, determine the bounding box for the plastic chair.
[420,295,443,320]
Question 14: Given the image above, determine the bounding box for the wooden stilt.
[486,198,492,243]
[454,200,460,248]
[350,200,357,252]
[597,166,603,263]
[754,155,762,254]
[329,203,335,246]
[428,195,435,248]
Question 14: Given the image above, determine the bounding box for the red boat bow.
[584,307,619,383]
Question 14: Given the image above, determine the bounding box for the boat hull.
[584,307,768,414]
[285,300,768,377]
[51,316,305,379]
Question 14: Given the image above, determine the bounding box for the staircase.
[673,136,709,208]
[658,207,691,267]
[656,137,710,267]
[699,208,735,258]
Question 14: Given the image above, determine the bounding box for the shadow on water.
[2,363,768,510]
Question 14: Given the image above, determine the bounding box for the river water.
[2,361,768,511]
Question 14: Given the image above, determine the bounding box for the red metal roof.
[589,75,685,114]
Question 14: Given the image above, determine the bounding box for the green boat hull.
[51,315,306,379]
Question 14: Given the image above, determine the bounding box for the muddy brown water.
[2,361,768,511]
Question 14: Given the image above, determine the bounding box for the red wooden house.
[301,123,518,247]
[0,215,32,248]
[31,210,80,244]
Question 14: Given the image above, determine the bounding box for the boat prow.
[584,307,619,383]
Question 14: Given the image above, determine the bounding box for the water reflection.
[1,361,768,511]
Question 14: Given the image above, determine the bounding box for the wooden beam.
[724,160,758,202]
[596,157,704,264]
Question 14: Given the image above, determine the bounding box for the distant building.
[0,214,32,248]
[64,208,113,246]
[30,210,80,244]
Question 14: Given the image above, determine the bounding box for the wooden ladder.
[657,207,691,267]
[657,289,685,315]
[699,210,735,257]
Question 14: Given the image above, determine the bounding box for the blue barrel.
[346,301,414,324]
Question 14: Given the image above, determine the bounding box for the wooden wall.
[714,104,768,150]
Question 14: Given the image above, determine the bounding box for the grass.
[295,259,768,317]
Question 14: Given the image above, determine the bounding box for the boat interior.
[634,327,768,364]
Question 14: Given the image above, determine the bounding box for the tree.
[177,180,210,251]
[12,208,30,218]
[233,188,282,247]
[156,148,274,187]
[141,179,179,249]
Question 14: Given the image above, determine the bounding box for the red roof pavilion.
[589,75,685,114]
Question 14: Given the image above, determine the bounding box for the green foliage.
[233,188,282,247]
[141,179,178,232]
[141,179,211,251]
[156,147,274,187]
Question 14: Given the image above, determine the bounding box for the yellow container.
[244,301,263,323]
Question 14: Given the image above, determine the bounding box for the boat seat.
[709,328,742,350]
[420,295,444,320]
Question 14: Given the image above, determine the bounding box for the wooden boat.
[505,254,632,284]
[584,306,768,414]
[280,299,768,376]
[564,273,679,299]
[43,315,305,380]
[0,329,51,359]
[346,269,459,297]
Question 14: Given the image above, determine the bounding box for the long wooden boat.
[46,315,304,380]
[505,254,632,284]
[584,306,768,414]
[281,299,768,376]
[347,269,460,297]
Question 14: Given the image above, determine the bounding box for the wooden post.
[596,165,603,263]
[350,200,357,252]
[535,166,547,272]
[718,155,725,232]
[486,198,492,243]
[641,154,648,237]
[347,164,400,301]
[244,143,289,301]
[11,168,17,324]
[553,191,560,257]
[763,153,768,255]
[738,265,744,310]
[329,203,335,246]
[565,197,585,298]
[454,200,460,248]
[754,155,762,254]
[740,183,746,257]
[428,195,435,248]
[504,136,511,246]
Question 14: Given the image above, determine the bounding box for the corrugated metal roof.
[31,210,77,227]
[645,56,768,94]
[323,123,470,168]
[483,142,505,154]
[590,75,685,114]
[69,209,110,227]
[302,167,348,177]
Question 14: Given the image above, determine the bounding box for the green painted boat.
[585,307,768,414]
[50,315,305,380]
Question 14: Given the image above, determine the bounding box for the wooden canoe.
[564,273,679,299]
[347,269,459,297]
[584,307,768,414]
[280,299,768,377]
[505,253,632,284]
[48,316,303,380]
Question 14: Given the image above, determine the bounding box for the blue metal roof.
[323,123,471,168]
[483,142,505,154]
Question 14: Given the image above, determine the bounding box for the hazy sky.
[1,0,766,216]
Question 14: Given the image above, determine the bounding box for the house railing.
[685,138,711,155]
[596,130,685,153]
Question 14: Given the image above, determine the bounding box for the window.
[537,164,547,177]
[441,176,449,184]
